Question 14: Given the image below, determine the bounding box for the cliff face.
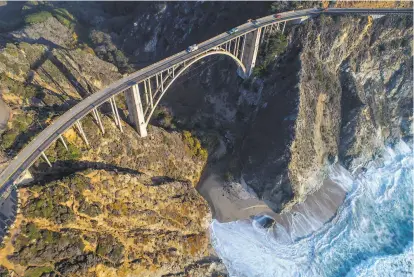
[238,14,412,209]
[0,1,412,275]
[1,170,210,276]
[0,119,216,276]
[0,2,223,276]
[288,15,412,201]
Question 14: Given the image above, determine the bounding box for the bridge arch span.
[145,50,246,124]
[0,7,411,205]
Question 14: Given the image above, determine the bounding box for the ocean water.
[210,141,413,277]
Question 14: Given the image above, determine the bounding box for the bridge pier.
[110,97,123,133]
[41,152,52,167]
[125,84,147,138]
[15,170,33,185]
[59,135,68,151]
[75,120,90,147]
[238,28,262,78]
[92,108,105,134]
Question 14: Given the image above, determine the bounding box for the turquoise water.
[210,141,413,277]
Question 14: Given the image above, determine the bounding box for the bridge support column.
[238,28,262,79]
[41,152,52,167]
[125,84,147,138]
[75,120,90,147]
[15,170,34,186]
[92,108,105,135]
[111,97,123,133]
[59,135,68,150]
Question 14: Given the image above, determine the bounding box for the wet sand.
[272,177,347,240]
[197,165,349,239]
[197,174,277,223]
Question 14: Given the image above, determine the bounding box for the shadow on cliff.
[23,160,143,187]
[24,160,188,188]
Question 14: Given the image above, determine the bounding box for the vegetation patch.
[152,106,176,130]
[24,11,53,25]
[10,222,84,267]
[254,32,288,77]
[0,113,34,150]
[78,200,102,217]
[89,30,131,73]
[0,44,30,78]
[52,8,76,30]
[24,266,53,277]
[56,142,82,161]
[182,131,208,160]
[96,235,124,264]
[24,182,74,224]
[0,74,41,101]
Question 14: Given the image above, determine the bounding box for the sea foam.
[210,141,413,277]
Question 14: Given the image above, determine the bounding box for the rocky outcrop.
[0,37,121,154]
[0,118,212,276]
[10,17,75,49]
[237,14,412,210]
[288,15,412,202]
[1,168,211,276]
[0,3,217,276]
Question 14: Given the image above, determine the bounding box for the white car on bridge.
[186,44,198,53]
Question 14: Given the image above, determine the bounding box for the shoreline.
[197,160,349,240]
[198,173,277,223]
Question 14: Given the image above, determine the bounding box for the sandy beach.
[197,165,349,240]
[197,174,277,223]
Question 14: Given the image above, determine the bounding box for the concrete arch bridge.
[0,7,412,208]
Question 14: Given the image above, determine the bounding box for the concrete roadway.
[0,8,412,199]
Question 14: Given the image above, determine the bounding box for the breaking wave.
[210,141,413,277]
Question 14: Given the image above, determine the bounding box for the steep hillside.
[238,14,412,209]
[0,2,225,276]
[0,169,211,276]
[287,14,412,202]
[0,1,412,276]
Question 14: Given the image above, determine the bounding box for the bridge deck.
[0,8,412,199]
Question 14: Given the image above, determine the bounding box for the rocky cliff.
[288,14,412,202]
[0,2,226,276]
[0,1,412,276]
[237,13,412,210]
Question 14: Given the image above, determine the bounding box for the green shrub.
[0,113,34,150]
[224,171,234,182]
[24,266,53,277]
[54,141,81,161]
[182,131,208,160]
[52,8,76,29]
[253,64,267,77]
[253,33,288,77]
[26,223,41,240]
[0,74,40,100]
[266,33,288,58]
[24,11,53,25]
[152,106,175,129]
